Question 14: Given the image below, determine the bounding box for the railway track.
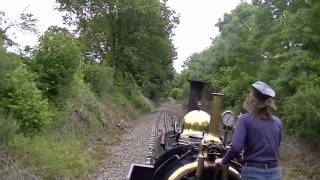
[146,107,181,165]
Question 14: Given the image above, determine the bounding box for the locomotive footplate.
[126,164,155,180]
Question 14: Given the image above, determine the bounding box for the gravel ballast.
[93,113,157,179]
[94,104,183,180]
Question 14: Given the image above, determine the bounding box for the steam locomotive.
[127,80,244,180]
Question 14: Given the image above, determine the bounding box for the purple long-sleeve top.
[222,113,282,164]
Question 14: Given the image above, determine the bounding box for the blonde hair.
[243,92,277,119]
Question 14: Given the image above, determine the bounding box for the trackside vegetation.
[0,0,177,178]
[170,0,320,147]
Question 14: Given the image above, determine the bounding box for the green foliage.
[282,85,320,146]
[169,88,183,100]
[33,26,81,99]
[4,66,53,135]
[219,68,255,112]
[1,2,161,178]
[129,89,152,112]
[67,73,109,129]
[115,73,153,112]
[56,0,178,100]
[0,112,18,144]
[82,63,113,96]
[175,1,320,145]
[107,89,140,119]
[0,46,53,135]
[273,50,320,98]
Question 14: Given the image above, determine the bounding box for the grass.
[8,134,94,179]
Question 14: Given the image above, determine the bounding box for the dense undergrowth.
[0,30,154,179]
[0,0,178,177]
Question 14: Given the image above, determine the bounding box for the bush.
[114,73,153,112]
[129,90,153,112]
[169,88,183,100]
[282,85,320,146]
[67,74,109,129]
[3,66,53,135]
[0,48,53,135]
[0,49,21,96]
[33,26,81,99]
[82,63,113,96]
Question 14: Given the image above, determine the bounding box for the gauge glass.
[222,111,236,127]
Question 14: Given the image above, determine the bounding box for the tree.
[32,26,81,99]
[56,0,178,99]
[176,1,320,145]
[0,10,38,47]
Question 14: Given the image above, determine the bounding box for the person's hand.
[214,158,223,166]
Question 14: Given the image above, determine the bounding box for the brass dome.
[181,110,210,136]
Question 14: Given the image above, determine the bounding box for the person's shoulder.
[239,113,251,119]
[238,113,252,123]
[271,115,282,125]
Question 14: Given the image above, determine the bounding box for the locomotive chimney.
[187,80,206,112]
[208,93,224,141]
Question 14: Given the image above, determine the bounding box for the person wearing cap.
[215,81,282,180]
